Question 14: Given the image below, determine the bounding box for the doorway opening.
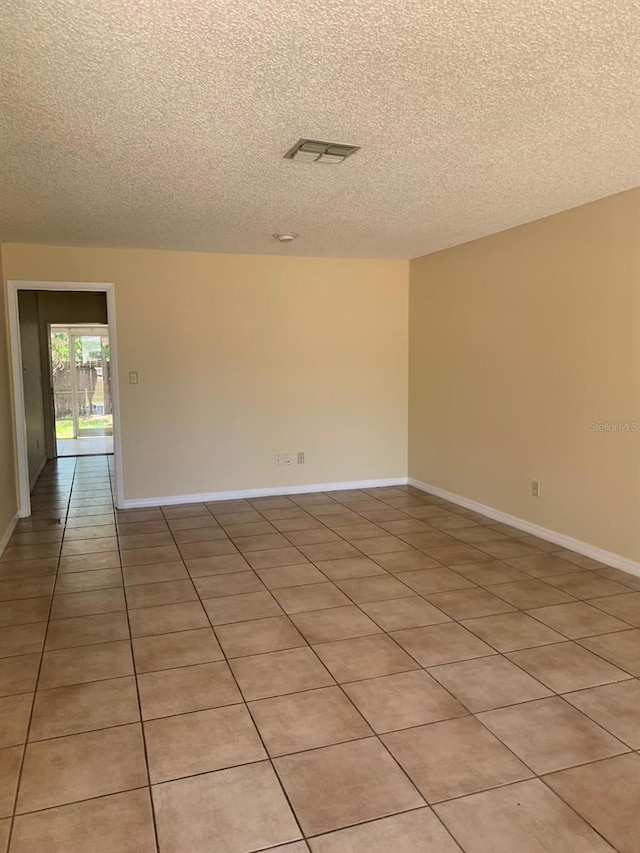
[50,324,114,456]
[7,280,123,516]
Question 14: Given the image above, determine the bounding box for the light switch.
[129,371,139,385]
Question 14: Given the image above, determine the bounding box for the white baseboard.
[0,512,19,558]
[409,478,640,579]
[119,477,409,510]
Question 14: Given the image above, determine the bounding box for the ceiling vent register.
[284,138,360,164]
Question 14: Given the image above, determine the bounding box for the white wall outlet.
[532,480,541,497]
[129,371,139,385]
[274,454,282,467]
[283,453,293,466]
[297,451,305,464]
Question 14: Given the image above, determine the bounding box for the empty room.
[0,1,639,852]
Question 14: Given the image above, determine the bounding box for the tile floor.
[56,436,113,457]
[0,455,639,852]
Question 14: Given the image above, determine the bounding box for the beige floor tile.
[399,568,475,595]
[284,527,341,543]
[507,641,630,692]
[489,577,579,609]
[309,808,462,853]
[177,539,237,560]
[162,503,208,519]
[505,553,586,578]
[383,716,531,802]
[203,590,283,624]
[434,779,615,853]
[478,696,628,774]
[588,592,640,626]
[2,543,60,562]
[579,629,640,675]
[125,578,197,609]
[250,685,371,756]
[128,601,209,637]
[116,519,169,535]
[45,611,130,650]
[355,536,413,555]
[275,737,424,835]
[10,788,157,853]
[425,588,515,620]
[460,611,564,651]
[474,541,541,560]
[255,560,328,588]
[0,653,40,697]
[313,634,419,683]
[39,639,133,688]
[16,723,148,813]
[332,522,387,540]
[60,537,118,556]
[29,676,140,740]
[152,762,301,852]
[234,533,291,553]
[216,615,305,658]
[343,670,466,733]
[137,661,241,719]
[118,531,175,550]
[193,571,265,598]
[314,556,386,580]
[171,524,229,544]
[564,680,640,748]
[0,576,54,601]
[544,572,630,599]
[429,655,551,712]
[231,647,334,700]
[273,583,351,614]
[185,553,252,577]
[291,606,382,643]
[58,551,121,572]
[133,627,223,672]
[372,551,442,573]
[245,547,309,570]
[526,601,630,639]
[334,575,413,603]
[145,704,266,782]
[0,745,21,817]
[121,544,181,567]
[452,561,530,585]
[596,566,640,590]
[544,752,640,853]
[0,559,57,581]
[224,521,278,538]
[123,560,188,586]
[50,587,125,619]
[391,623,495,667]
[0,597,51,628]
[298,542,362,562]
[360,597,451,631]
[55,568,122,593]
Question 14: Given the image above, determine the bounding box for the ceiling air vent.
[284,138,360,165]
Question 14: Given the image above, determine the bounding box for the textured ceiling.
[1,0,639,259]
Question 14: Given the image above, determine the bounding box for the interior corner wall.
[17,290,47,487]
[409,188,640,564]
[2,246,409,502]
[0,247,18,546]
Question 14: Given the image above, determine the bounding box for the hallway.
[0,457,639,852]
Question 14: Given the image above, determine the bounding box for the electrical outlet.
[283,454,292,466]
[297,451,305,464]
[532,480,541,497]
[129,371,139,385]
[274,454,282,467]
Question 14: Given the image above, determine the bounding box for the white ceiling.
[1,0,638,259]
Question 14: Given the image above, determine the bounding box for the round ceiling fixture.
[274,233,297,243]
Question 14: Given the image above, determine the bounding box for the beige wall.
[17,291,47,486]
[2,246,409,501]
[0,248,18,544]
[409,188,640,562]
